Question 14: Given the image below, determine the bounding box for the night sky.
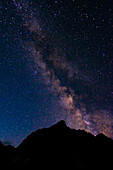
[0,0,113,146]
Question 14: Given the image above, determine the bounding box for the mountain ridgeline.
[0,120,113,169]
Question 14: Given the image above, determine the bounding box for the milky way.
[12,0,113,139]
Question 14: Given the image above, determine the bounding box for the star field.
[0,0,113,146]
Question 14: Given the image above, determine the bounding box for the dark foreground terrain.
[0,120,113,169]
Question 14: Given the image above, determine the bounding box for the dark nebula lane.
[0,0,113,146]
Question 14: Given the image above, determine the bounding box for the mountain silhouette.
[0,120,113,169]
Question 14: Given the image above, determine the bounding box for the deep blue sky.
[0,0,113,146]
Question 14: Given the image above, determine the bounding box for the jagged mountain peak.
[51,120,67,128]
[0,120,113,169]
